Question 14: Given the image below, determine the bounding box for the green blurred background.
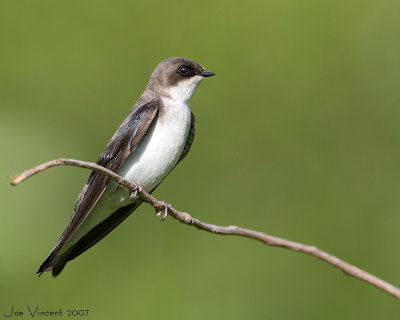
[1,0,400,318]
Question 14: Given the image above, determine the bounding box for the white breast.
[60,77,203,251]
[117,97,192,193]
[60,100,192,250]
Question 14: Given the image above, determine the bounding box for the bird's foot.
[155,201,171,221]
[129,186,142,201]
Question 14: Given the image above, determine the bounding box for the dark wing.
[50,112,197,276]
[50,200,143,276]
[178,112,196,162]
[37,101,159,275]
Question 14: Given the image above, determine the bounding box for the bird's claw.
[155,201,171,221]
[129,187,140,200]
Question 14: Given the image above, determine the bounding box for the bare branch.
[10,158,400,300]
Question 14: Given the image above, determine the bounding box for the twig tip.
[8,175,20,186]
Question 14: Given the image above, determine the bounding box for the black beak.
[202,71,216,77]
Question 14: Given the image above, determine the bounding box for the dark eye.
[178,66,190,75]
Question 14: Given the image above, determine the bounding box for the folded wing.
[37,101,159,276]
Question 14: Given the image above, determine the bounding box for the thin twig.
[10,158,400,300]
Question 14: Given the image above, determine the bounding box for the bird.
[37,57,215,276]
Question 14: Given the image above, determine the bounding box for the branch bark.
[10,158,400,300]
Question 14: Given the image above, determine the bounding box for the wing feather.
[49,112,197,276]
[37,101,159,275]
[178,112,196,163]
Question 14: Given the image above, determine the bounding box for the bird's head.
[147,57,215,103]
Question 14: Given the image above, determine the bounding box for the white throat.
[167,75,204,103]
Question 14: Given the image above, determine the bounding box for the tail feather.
[37,201,141,277]
[37,251,57,275]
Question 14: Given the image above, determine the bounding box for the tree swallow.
[37,57,215,276]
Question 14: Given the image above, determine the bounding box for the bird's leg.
[155,201,171,221]
[129,190,137,200]
[129,186,142,201]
